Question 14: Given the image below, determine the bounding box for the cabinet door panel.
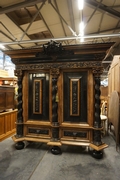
[6,92,14,109]
[63,72,87,123]
[0,92,6,111]
[28,72,49,121]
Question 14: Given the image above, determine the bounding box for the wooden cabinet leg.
[51,146,62,155]
[15,141,25,150]
[92,149,103,159]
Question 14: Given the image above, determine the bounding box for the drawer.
[60,128,90,141]
[26,126,51,138]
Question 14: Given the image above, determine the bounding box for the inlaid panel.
[33,80,42,114]
[63,71,87,123]
[70,78,80,116]
[61,128,89,140]
[28,72,49,121]
[27,126,50,138]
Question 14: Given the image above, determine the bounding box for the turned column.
[50,68,60,141]
[15,70,23,138]
[92,67,103,146]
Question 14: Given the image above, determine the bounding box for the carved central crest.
[43,40,63,56]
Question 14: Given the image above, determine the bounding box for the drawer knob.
[73,132,77,137]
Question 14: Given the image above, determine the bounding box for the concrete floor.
[0,135,120,180]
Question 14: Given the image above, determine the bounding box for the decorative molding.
[50,68,60,78]
[92,67,103,76]
[16,61,102,71]
[15,69,23,77]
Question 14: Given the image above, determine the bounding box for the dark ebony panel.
[28,128,49,135]
[63,72,87,123]
[64,131,87,138]
[28,72,49,121]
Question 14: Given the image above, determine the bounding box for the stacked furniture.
[108,56,120,149]
[4,42,114,158]
[0,70,17,141]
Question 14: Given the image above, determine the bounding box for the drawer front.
[61,128,90,141]
[26,126,51,138]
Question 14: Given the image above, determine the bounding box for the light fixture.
[78,0,84,10]
[79,21,84,42]
[0,44,5,50]
[79,21,84,35]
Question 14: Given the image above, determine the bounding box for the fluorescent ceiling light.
[79,21,84,42]
[0,44,5,49]
[80,37,84,42]
[79,21,84,36]
[78,0,84,10]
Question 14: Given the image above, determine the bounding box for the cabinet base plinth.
[89,143,108,151]
[12,135,50,143]
[47,141,62,146]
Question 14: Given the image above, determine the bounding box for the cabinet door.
[28,72,50,121]
[63,71,88,123]
[6,92,14,109]
[0,91,6,111]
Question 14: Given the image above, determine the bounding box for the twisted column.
[52,78,58,124]
[92,68,103,146]
[15,70,23,138]
[50,68,60,141]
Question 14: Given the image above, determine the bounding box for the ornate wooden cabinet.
[4,41,114,158]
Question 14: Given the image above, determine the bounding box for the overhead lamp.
[79,21,84,35]
[79,21,84,42]
[78,0,84,10]
[0,44,5,50]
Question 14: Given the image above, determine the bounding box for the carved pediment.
[43,40,63,55]
[36,40,74,59]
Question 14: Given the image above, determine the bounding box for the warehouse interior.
[0,0,120,180]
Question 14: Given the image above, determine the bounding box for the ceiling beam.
[84,0,103,29]
[0,21,16,40]
[35,5,54,37]
[6,13,37,47]
[84,0,120,19]
[54,0,67,36]
[0,0,46,14]
[98,13,104,33]
[20,2,45,41]
[0,33,120,45]
[50,2,77,36]
[67,0,75,32]
[0,30,22,49]
[88,26,120,34]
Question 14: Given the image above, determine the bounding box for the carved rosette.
[15,69,23,138]
[50,68,60,141]
[92,67,103,145]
